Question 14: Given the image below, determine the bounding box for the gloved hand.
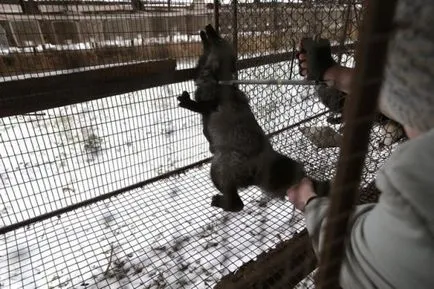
[297,37,337,81]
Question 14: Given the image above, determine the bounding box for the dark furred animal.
[177,25,330,212]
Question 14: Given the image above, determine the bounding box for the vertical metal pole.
[337,2,352,64]
[289,39,297,79]
[315,1,398,288]
[214,0,220,34]
[232,0,238,78]
[272,0,278,51]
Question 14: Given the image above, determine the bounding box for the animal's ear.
[200,30,209,50]
[205,24,221,44]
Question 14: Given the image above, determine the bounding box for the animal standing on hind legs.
[177,24,330,212]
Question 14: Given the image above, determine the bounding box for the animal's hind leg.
[202,118,215,153]
[210,164,244,212]
[211,187,243,212]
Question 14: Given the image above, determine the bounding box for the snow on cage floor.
[1,60,333,227]
[0,59,397,289]
[0,165,305,289]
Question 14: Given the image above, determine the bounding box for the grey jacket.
[305,128,434,289]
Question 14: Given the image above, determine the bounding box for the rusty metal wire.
[315,1,399,288]
[0,1,403,288]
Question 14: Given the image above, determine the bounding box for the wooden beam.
[0,52,294,117]
[0,59,177,117]
[214,229,318,289]
[0,53,288,117]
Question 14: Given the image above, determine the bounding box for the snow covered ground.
[0,54,396,289]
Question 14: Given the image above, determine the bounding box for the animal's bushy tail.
[267,151,331,198]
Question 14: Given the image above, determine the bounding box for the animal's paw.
[211,194,224,208]
[177,91,191,105]
[211,195,244,212]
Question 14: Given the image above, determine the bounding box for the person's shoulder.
[376,128,434,230]
[387,128,434,170]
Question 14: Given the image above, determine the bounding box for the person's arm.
[297,38,355,94]
[287,178,378,288]
[323,65,354,95]
[288,178,375,258]
[304,197,374,258]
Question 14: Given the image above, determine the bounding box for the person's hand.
[297,38,337,81]
[287,177,318,212]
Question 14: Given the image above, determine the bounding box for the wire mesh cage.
[0,1,405,288]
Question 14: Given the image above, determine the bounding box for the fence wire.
[0,1,404,289]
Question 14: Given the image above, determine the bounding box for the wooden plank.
[0,52,294,118]
[214,229,318,289]
[0,59,178,117]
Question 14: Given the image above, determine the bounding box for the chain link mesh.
[0,1,403,288]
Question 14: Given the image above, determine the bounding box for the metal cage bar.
[316,1,399,288]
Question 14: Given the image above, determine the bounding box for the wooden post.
[315,1,398,288]
[214,229,318,289]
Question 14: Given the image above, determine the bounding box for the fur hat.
[378,0,434,133]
